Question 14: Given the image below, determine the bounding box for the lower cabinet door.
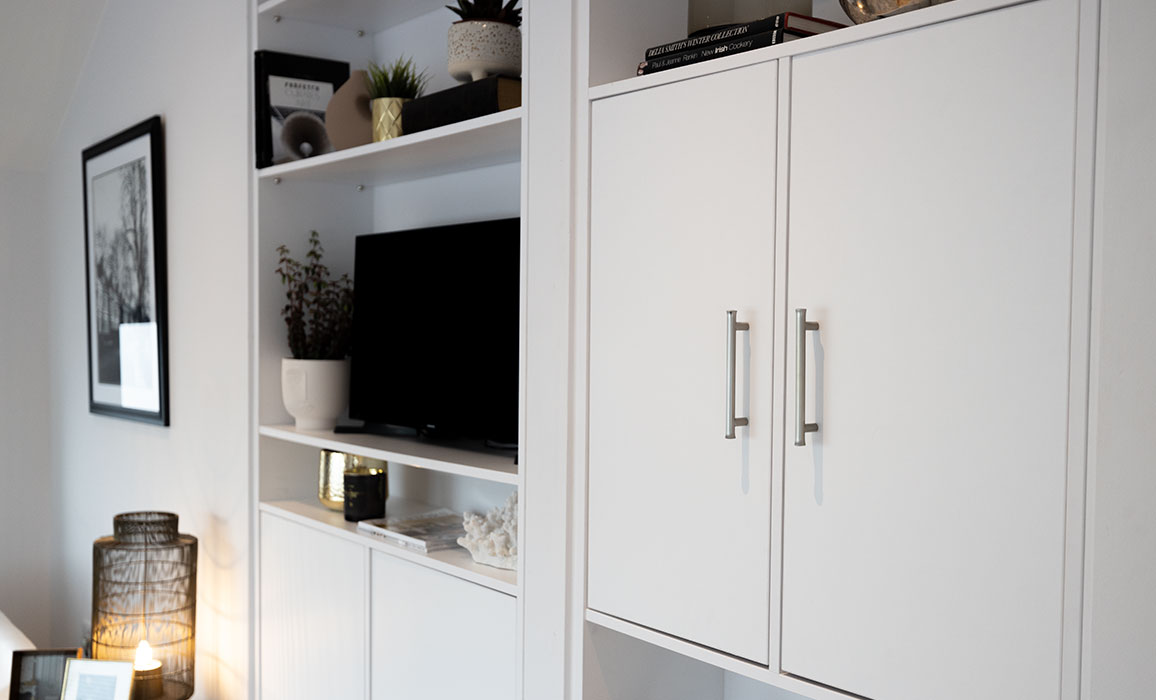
[260,513,367,700]
[371,552,516,700]
[587,60,778,664]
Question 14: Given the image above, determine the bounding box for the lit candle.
[131,640,164,700]
[134,640,162,672]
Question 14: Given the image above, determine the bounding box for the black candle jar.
[343,466,387,521]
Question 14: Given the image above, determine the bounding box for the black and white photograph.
[8,649,83,700]
[82,116,169,425]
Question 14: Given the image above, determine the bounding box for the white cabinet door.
[781,1,1079,698]
[587,61,778,664]
[370,552,516,700]
[260,513,367,700]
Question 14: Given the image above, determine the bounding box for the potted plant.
[445,0,522,83]
[276,231,354,431]
[366,57,430,141]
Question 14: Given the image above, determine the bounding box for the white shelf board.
[262,498,518,596]
[259,423,519,485]
[584,609,776,683]
[257,0,442,33]
[585,610,861,700]
[257,108,522,186]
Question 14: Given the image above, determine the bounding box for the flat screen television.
[346,218,520,448]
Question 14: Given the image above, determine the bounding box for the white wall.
[41,2,250,698]
[0,169,53,646]
[1085,1,1156,697]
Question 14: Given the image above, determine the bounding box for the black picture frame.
[9,648,83,700]
[82,116,170,425]
[254,50,350,168]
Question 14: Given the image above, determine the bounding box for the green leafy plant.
[276,231,354,360]
[366,57,430,100]
[445,0,522,27]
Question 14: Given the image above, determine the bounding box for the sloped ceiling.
[0,0,107,172]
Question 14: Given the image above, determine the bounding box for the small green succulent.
[445,0,522,27]
[365,57,430,100]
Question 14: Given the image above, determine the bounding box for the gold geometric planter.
[371,97,408,142]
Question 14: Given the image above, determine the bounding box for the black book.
[401,76,522,136]
[254,50,349,169]
[638,28,793,76]
[643,12,845,62]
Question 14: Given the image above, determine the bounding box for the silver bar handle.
[795,308,820,446]
[725,310,750,439]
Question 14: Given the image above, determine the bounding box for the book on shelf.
[357,509,465,553]
[638,28,797,76]
[400,76,521,136]
[254,50,349,169]
[643,12,846,62]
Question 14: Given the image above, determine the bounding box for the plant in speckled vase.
[445,0,522,82]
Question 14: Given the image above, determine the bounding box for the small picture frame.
[254,50,350,168]
[60,659,133,700]
[82,116,170,425]
[8,648,83,700]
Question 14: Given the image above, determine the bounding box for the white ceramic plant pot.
[447,20,522,83]
[281,358,349,431]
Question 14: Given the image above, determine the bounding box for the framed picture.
[82,116,170,425]
[59,659,133,700]
[8,648,83,700]
[254,50,349,168]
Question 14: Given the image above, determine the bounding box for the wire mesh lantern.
[93,512,197,700]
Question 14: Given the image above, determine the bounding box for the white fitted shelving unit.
[249,0,526,698]
[241,0,1138,697]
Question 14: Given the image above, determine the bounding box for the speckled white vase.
[281,358,349,431]
[447,20,521,82]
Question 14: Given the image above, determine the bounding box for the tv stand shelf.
[259,423,519,485]
[261,497,518,596]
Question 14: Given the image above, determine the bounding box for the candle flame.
[134,640,159,671]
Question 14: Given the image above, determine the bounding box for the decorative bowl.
[838,0,952,23]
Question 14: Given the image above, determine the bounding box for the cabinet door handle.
[795,308,820,446]
[725,310,750,439]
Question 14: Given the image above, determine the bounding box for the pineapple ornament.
[446,0,523,82]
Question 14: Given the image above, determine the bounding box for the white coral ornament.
[458,491,518,570]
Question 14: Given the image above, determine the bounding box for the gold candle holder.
[319,450,387,511]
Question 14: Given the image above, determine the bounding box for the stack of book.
[357,508,465,553]
[637,13,846,76]
[400,76,521,136]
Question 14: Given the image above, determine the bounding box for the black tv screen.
[348,218,520,447]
